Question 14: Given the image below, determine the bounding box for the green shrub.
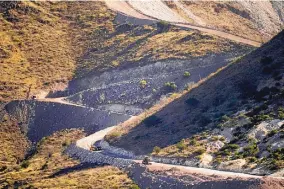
[190,138,197,145]
[248,157,257,163]
[195,148,206,155]
[270,148,284,160]
[267,129,278,137]
[243,142,259,157]
[217,144,239,157]
[226,144,240,150]
[232,152,243,160]
[21,160,30,168]
[164,82,177,90]
[0,165,7,172]
[183,71,190,77]
[221,115,230,122]
[153,146,161,154]
[278,108,284,119]
[176,140,186,151]
[130,184,140,189]
[105,131,122,142]
[41,162,48,170]
[212,136,219,141]
[157,20,170,32]
[139,80,147,88]
[62,139,71,147]
[143,115,162,127]
[214,158,222,164]
[253,114,273,122]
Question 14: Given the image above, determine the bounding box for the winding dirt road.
[37,97,85,107]
[36,96,282,180]
[106,0,261,47]
[73,122,279,180]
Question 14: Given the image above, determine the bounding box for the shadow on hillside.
[113,83,240,155]
[49,163,102,178]
[113,31,284,155]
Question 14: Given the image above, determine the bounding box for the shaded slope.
[5,100,130,142]
[110,30,284,155]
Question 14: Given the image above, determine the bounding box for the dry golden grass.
[0,1,115,101]
[181,1,264,42]
[0,1,241,101]
[1,129,136,188]
[133,30,232,61]
[0,2,76,101]
[0,104,29,167]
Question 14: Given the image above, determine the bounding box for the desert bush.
[221,115,230,122]
[0,165,7,172]
[143,115,162,127]
[243,142,259,157]
[232,152,244,160]
[195,148,206,155]
[130,184,140,189]
[190,138,197,145]
[212,136,219,141]
[41,162,48,170]
[278,108,284,119]
[267,129,278,137]
[21,160,30,168]
[105,131,122,142]
[153,146,161,154]
[164,82,177,91]
[248,157,257,163]
[222,144,239,151]
[157,20,170,32]
[62,139,71,147]
[217,144,239,157]
[176,140,186,151]
[270,148,284,160]
[253,114,272,122]
[139,80,147,88]
[214,157,222,164]
[183,71,190,77]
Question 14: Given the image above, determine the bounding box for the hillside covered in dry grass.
[0,129,137,188]
[0,1,242,102]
